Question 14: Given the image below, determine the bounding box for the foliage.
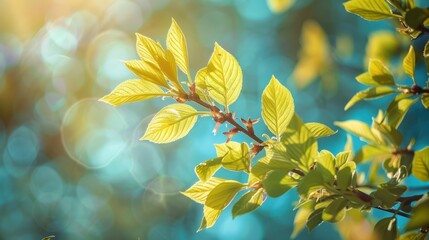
[100,0,429,239]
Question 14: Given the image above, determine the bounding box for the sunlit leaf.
[135,33,165,65]
[195,157,223,182]
[368,59,395,85]
[232,188,264,218]
[296,170,324,198]
[403,45,416,80]
[322,198,347,223]
[345,86,396,110]
[335,151,351,168]
[267,0,295,13]
[343,0,398,21]
[335,120,378,143]
[305,122,336,138]
[385,95,418,129]
[374,217,398,240]
[161,49,183,91]
[200,206,222,231]
[195,67,211,102]
[355,72,380,86]
[262,170,298,197]
[142,104,201,143]
[292,201,314,238]
[206,43,243,111]
[372,121,403,147]
[221,143,251,172]
[412,147,429,181]
[316,150,336,183]
[124,60,169,88]
[167,18,190,76]
[262,76,295,139]
[205,181,244,209]
[99,79,169,106]
[181,177,226,204]
[405,197,429,231]
[354,144,392,163]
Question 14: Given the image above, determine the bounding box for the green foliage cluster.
[100,0,429,239]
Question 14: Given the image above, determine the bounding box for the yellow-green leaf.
[181,177,226,204]
[291,201,314,238]
[221,143,251,172]
[385,95,418,129]
[195,157,223,182]
[232,189,265,218]
[322,198,347,223]
[421,94,429,109]
[159,49,184,93]
[214,142,241,157]
[167,18,190,77]
[205,181,244,209]
[344,86,396,110]
[262,76,295,139]
[195,67,210,102]
[267,0,295,13]
[135,33,165,65]
[142,104,200,143]
[296,170,324,198]
[335,120,378,143]
[99,79,170,106]
[305,122,336,138]
[353,144,391,164]
[206,43,243,111]
[403,45,416,80]
[124,60,169,88]
[355,72,381,86]
[343,0,398,21]
[412,147,429,181]
[368,59,395,85]
[262,170,297,197]
[316,150,336,183]
[405,198,429,231]
[199,206,222,231]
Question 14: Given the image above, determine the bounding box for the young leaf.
[161,49,183,92]
[372,121,403,147]
[262,76,295,139]
[335,151,351,168]
[322,198,347,223]
[142,104,200,143]
[306,208,324,232]
[99,79,169,106]
[296,170,324,198]
[368,59,395,85]
[374,217,398,240]
[221,142,251,172]
[267,0,295,13]
[305,122,336,138]
[403,45,416,80]
[316,150,336,183]
[385,95,418,129]
[167,18,190,77]
[195,157,223,182]
[405,197,429,231]
[232,188,264,218]
[344,86,396,110]
[262,170,298,197]
[412,147,429,181]
[334,120,378,143]
[206,43,243,111]
[195,67,211,102]
[124,60,169,88]
[337,163,353,191]
[355,72,381,86]
[200,206,222,230]
[135,33,165,65]
[343,0,398,21]
[181,177,226,204]
[205,181,244,209]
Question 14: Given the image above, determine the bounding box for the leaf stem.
[374,206,412,218]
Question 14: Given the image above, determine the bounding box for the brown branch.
[374,206,412,218]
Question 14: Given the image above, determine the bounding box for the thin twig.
[374,206,412,218]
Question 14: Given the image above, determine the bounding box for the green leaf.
[306,208,324,232]
[316,150,336,183]
[181,177,226,204]
[142,104,200,143]
[99,79,169,106]
[231,188,264,218]
[297,170,324,198]
[372,186,405,208]
[405,7,429,29]
[422,94,429,109]
[215,142,251,172]
[167,18,190,77]
[262,170,298,197]
[205,181,244,209]
[403,45,416,80]
[335,151,351,168]
[195,157,223,182]
[374,217,398,240]
[200,206,222,231]
[322,198,347,223]
[337,163,353,191]
[262,76,295,139]
[385,95,418,129]
[305,122,336,138]
[412,147,429,181]
[258,149,299,173]
[335,120,378,143]
[354,144,392,163]
[124,60,169,88]
[291,201,314,238]
[424,40,429,74]
[355,72,381,86]
[400,232,428,240]
[206,42,243,111]
[345,86,396,110]
[251,157,273,178]
[405,197,429,231]
[343,0,398,21]
[372,121,403,146]
[368,59,395,85]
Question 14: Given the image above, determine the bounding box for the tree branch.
[374,206,412,218]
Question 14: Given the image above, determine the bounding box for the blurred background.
[1,0,429,239]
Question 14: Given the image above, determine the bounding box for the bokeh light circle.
[61,98,128,169]
[76,174,113,210]
[30,164,64,204]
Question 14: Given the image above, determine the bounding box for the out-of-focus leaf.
[167,18,190,77]
[424,40,429,74]
[374,217,398,240]
[142,104,200,143]
[195,157,223,182]
[305,122,336,138]
[345,86,396,110]
[181,177,226,204]
[385,95,418,129]
[291,201,314,238]
[262,76,295,139]
[232,189,264,218]
[368,59,395,85]
[124,60,169,88]
[405,197,429,230]
[306,208,324,232]
[99,79,169,106]
[403,45,416,80]
[405,8,429,29]
[354,144,392,163]
[400,232,428,240]
[421,94,429,109]
[412,147,429,181]
[322,198,347,223]
[206,43,242,111]
[335,120,377,143]
[372,121,403,147]
[267,0,295,13]
[262,170,298,197]
[365,31,399,65]
[343,0,398,21]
